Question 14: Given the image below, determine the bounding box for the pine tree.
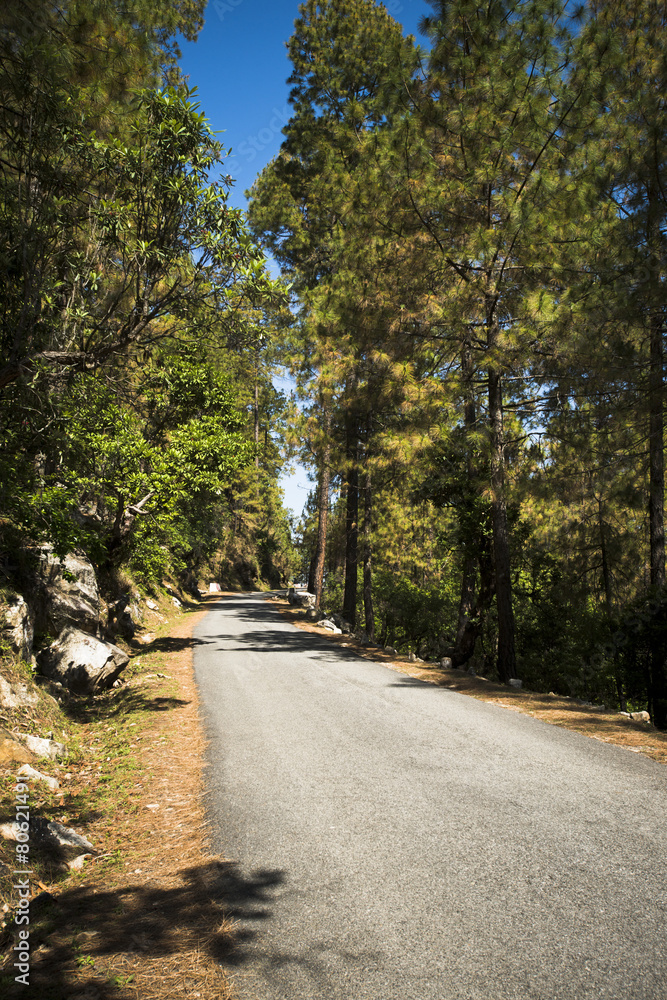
[378,0,582,681]
[564,0,667,724]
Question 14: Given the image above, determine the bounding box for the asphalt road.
[193,593,667,1000]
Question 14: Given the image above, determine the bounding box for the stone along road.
[193,593,667,1000]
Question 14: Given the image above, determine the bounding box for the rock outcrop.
[34,545,101,637]
[38,627,129,694]
[0,595,34,659]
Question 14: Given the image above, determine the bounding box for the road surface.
[193,593,667,1000]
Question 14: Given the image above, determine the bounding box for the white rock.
[171,596,181,607]
[35,546,100,636]
[0,596,34,658]
[31,818,96,859]
[38,627,130,694]
[145,599,158,611]
[0,674,39,710]
[508,678,523,689]
[319,619,342,634]
[67,853,93,870]
[16,734,66,759]
[17,764,59,791]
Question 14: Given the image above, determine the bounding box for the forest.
[1,0,666,727]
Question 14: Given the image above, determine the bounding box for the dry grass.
[1,596,238,1000]
[273,596,667,767]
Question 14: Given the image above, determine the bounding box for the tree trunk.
[362,466,374,640]
[253,377,260,468]
[450,336,480,666]
[647,173,666,728]
[312,407,331,609]
[343,443,359,629]
[488,353,517,682]
[598,499,613,612]
[649,312,667,728]
[450,554,478,665]
[307,551,317,596]
[649,312,665,590]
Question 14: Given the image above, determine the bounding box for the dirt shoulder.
[1,595,238,1000]
[272,596,667,767]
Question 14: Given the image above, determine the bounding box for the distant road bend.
[194,592,667,1000]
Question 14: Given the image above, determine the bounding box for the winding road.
[193,592,667,1000]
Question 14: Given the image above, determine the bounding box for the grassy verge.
[0,594,237,1000]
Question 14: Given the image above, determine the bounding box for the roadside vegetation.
[1,0,667,987]
[251,0,667,726]
[1,592,238,1000]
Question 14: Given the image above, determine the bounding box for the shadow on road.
[196,594,372,665]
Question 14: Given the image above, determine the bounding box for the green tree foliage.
[0,0,295,596]
[252,0,667,725]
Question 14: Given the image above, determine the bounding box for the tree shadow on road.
[196,594,376,665]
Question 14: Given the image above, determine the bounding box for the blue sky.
[178,0,430,516]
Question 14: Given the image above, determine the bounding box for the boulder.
[319,619,342,634]
[508,678,523,689]
[330,613,351,634]
[15,733,66,759]
[38,627,129,694]
[0,729,34,765]
[384,646,398,656]
[0,673,39,710]
[0,595,34,659]
[34,546,100,637]
[17,764,59,791]
[30,818,97,860]
[288,588,316,608]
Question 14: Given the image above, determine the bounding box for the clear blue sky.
[178,0,429,516]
